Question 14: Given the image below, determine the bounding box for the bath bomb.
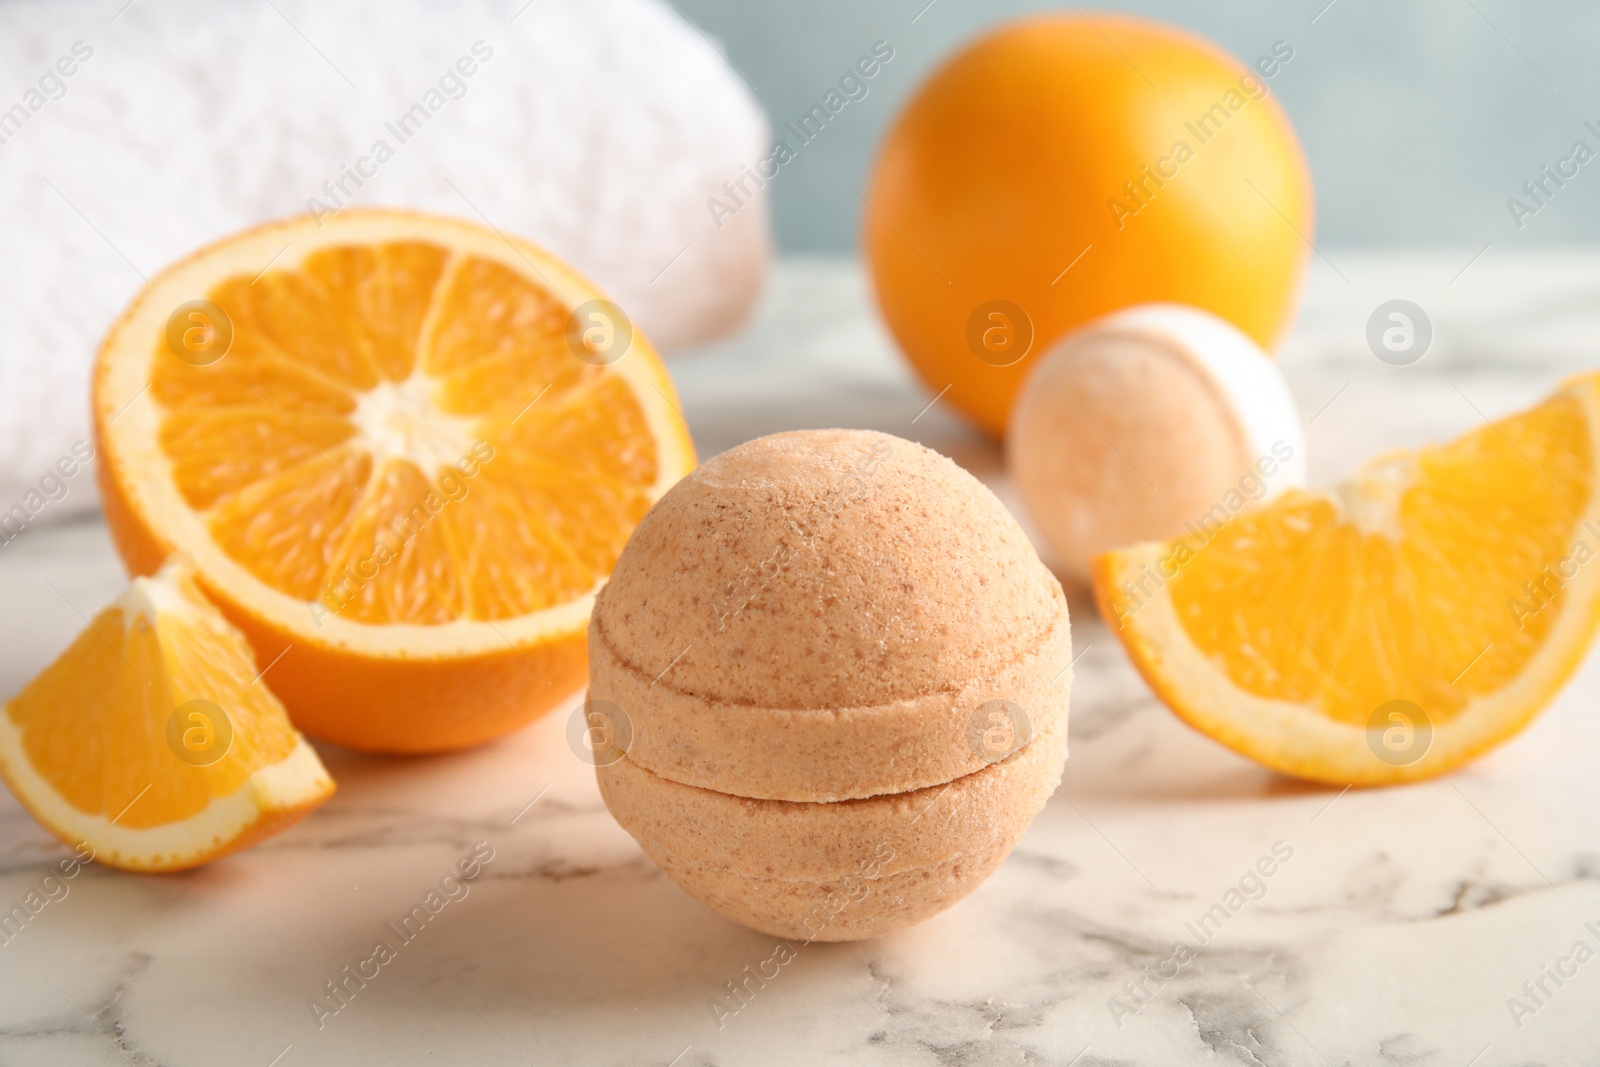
[589,429,1072,940]
[1007,304,1306,585]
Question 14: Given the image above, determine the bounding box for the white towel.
[0,0,770,528]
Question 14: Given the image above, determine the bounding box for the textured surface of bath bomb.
[590,428,1073,802]
[589,428,1072,941]
[1008,303,1306,585]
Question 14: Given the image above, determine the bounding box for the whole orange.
[864,13,1312,436]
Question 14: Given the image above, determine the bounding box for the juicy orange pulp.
[0,558,334,871]
[1172,392,1589,724]
[156,244,658,625]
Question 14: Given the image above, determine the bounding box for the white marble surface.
[4,253,1600,1065]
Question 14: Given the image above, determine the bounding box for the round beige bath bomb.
[590,428,1073,802]
[1007,303,1306,585]
[588,428,1072,940]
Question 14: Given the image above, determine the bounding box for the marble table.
[4,252,1600,1065]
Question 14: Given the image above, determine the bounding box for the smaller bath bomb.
[589,429,1072,941]
[1007,304,1306,585]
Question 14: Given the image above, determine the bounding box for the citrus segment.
[0,558,334,872]
[1094,373,1600,784]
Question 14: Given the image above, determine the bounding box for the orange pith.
[0,558,334,872]
[94,210,696,753]
[1094,373,1600,785]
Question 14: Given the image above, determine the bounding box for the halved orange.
[1093,372,1600,785]
[0,557,334,872]
[94,210,696,753]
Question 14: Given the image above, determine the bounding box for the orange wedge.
[1093,372,1600,785]
[93,210,696,753]
[0,557,334,872]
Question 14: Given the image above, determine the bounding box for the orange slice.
[93,210,696,753]
[0,557,334,872]
[1093,372,1600,785]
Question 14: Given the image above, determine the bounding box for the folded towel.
[0,0,769,528]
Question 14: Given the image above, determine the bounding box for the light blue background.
[673,0,1597,251]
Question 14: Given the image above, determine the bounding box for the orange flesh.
[1164,391,1591,726]
[6,570,301,829]
[151,241,659,623]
